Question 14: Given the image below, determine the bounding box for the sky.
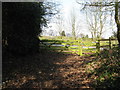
[42,0,117,38]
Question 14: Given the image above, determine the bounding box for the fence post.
[109,37,112,49]
[78,41,82,56]
[96,40,100,53]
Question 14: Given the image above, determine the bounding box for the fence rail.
[40,38,118,56]
[96,38,118,53]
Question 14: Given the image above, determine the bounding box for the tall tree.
[69,8,77,40]
[2,2,47,55]
[85,5,107,40]
[115,1,120,46]
[55,14,65,36]
[77,0,120,46]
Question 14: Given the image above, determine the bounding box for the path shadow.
[3,40,119,89]
[2,44,98,89]
[2,43,71,89]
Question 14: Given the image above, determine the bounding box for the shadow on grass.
[40,39,65,44]
[39,39,69,51]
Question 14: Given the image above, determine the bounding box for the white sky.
[42,0,117,38]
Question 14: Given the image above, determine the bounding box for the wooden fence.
[96,38,118,53]
[40,38,118,56]
[40,40,94,56]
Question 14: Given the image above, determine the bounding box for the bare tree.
[55,14,65,36]
[77,0,120,45]
[71,10,76,40]
[68,8,80,40]
[85,7,99,39]
[81,1,108,40]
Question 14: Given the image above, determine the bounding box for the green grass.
[39,36,118,55]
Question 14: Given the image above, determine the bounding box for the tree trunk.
[117,24,120,46]
[115,2,120,46]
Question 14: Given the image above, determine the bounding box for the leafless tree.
[77,0,120,45]
[55,14,65,36]
[85,5,107,40]
[68,8,81,40]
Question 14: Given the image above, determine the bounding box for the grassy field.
[39,36,118,56]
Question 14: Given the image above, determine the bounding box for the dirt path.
[3,51,97,88]
[54,55,97,88]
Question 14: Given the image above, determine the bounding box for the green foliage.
[85,35,89,38]
[60,31,66,36]
[80,34,89,39]
[86,47,120,88]
[110,31,117,39]
[2,2,46,55]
